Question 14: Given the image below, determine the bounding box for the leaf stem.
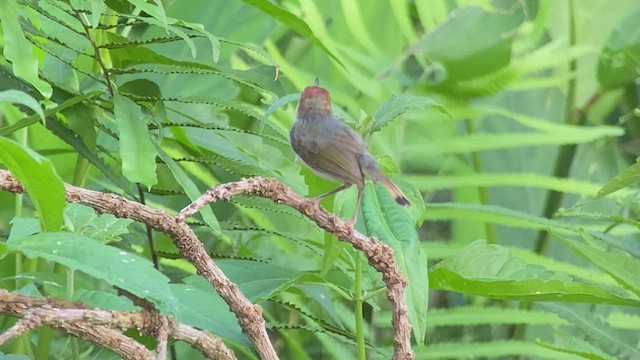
[464,118,497,244]
[354,253,366,359]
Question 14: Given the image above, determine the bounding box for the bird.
[290,78,410,226]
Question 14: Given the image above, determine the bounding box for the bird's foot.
[301,198,321,216]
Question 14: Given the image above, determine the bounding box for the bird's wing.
[291,120,367,184]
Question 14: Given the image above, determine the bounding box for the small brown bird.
[290,79,410,226]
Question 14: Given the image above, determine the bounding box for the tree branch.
[178,177,414,360]
[0,170,414,359]
[0,289,236,360]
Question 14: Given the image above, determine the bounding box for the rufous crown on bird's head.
[298,78,331,114]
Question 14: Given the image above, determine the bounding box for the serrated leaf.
[372,95,444,133]
[597,11,640,89]
[44,115,136,198]
[240,0,345,69]
[421,5,525,82]
[403,126,623,156]
[113,93,158,189]
[0,137,65,232]
[7,232,180,318]
[0,91,103,136]
[155,144,227,243]
[169,283,248,346]
[557,237,640,298]
[64,203,133,243]
[430,240,640,307]
[596,157,640,198]
[361,182,428,345]
[0,0,52,97]
[543,304,640,360]
[0,90,44,123]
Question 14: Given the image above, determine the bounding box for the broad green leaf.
[72,289,139,311]
[8,218,41,241]
[597,11,640,89]
[240,0,345,69]
[596,157,640,198]
[421,5,525,82]
[543,304,640,360]
[7,232,180,317]
[0,90,44,123]
[557,237,640,298]
[113,93,158,189]
[170,283,248,346]
[430,240,640,307]
[171,259,303,344]
[371,95,444,133]
[362,182,428,345]
[0,138,65,232]
[0,1,52,97]
[184,259,302,302]
[155,144,227,243]
[64,203,133,243]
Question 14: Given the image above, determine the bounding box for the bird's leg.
[311,183,352,204]
[346,184,364,228]
[301,184,351,216]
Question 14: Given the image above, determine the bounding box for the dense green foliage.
[1,0,639,359]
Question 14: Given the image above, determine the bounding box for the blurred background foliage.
[1,0,639,359]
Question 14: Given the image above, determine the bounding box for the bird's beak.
[313,77,319,86]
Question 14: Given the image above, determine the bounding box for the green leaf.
[0,0,52,97]
[403,126,624,156]
[44,116,137,198]
[170,283,248,346]
[430,240,640,307]
[537,331,617,360]
[361,182,429,345]
[155,144,227,243]
[0,138,65,232]
[557,237,640,298]
[543,304,640,360]
[113,93,158,189]
[0,90,44,123]
[64,203,133,243]
[596,157,640,198]
[416,340,584,359]
[371,95,444,133]
[597,11,640,89]
[404,172,625,198]
[240,0,345,69]
[422,202,575,232]
[0,91,103,136]
[421,5,525,82]
[185,259,302,302]
[7,232,180,317]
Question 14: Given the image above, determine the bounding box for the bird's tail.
[373,171,410,206]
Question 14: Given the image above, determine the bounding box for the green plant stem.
[464,118,497,244]
[533,0,579,256]
[512,0,585,345]
[137,185,159,268]
[354,254,366,360]
[66,269,80,360]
